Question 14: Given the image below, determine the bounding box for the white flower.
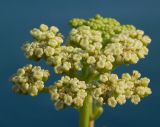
[108,74,118,83]
[34,48,43,58]
[11,65,50,96]
[136,86,146,96]
[105,61,113,70]
[40,24,49,32]
[73,97,84,107]
[140,77,150,87]
[132,70,141,79]
[99,74,108,83]
[142,35,151,45]
[50,26,59,33]
[87,56,96,64]
[116,95,126,105]
[63,62,72,71]
[44,46,55,56]
[51,93,59,101]
[131,95,141,104]
[64,95,73,106]
[49,76,87,109]
[96,60,106,69]
[108,97,117,108]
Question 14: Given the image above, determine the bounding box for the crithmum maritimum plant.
[10,14,152,127]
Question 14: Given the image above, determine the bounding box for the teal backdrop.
[0,0,159,127]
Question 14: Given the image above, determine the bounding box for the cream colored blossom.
[11,64,50,96]
[116,95,126,105]
[49,76,87,109]
[22,24,63,60]
[108,97,117,108]
[131,95,141,104]
[99,74,108,83]
[10,15,152,110]
[87,56,96,64]
[92,70,151,108]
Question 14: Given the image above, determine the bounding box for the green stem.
[79,65,103,127]
[93,103,103,120]
[40,87,49,93]
[79,95,93,127]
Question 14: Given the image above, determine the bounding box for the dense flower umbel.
[22,24,63,60]
[11,64,50,96]
[69,14,151,65]
[49,76,87,110]
[10,15,152,109]
[92,70,151,107]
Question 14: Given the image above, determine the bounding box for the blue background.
[0,0,159,127]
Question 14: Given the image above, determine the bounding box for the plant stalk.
[79,95,93,127]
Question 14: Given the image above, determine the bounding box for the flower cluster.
[92,70,151,107]
[10,64,50,96]
[49,76,87,110]
[70,14,151,65]
[46,46,114,75]
[10,15,152,110]
[46,46,87,74]
[68,26,103,54]
[22,24,63,60]
[105,30,151,64]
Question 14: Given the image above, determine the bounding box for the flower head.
[10,15,152,109]
[49,76,87,110]
[11,64,50,96]
[92,70,151,107]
